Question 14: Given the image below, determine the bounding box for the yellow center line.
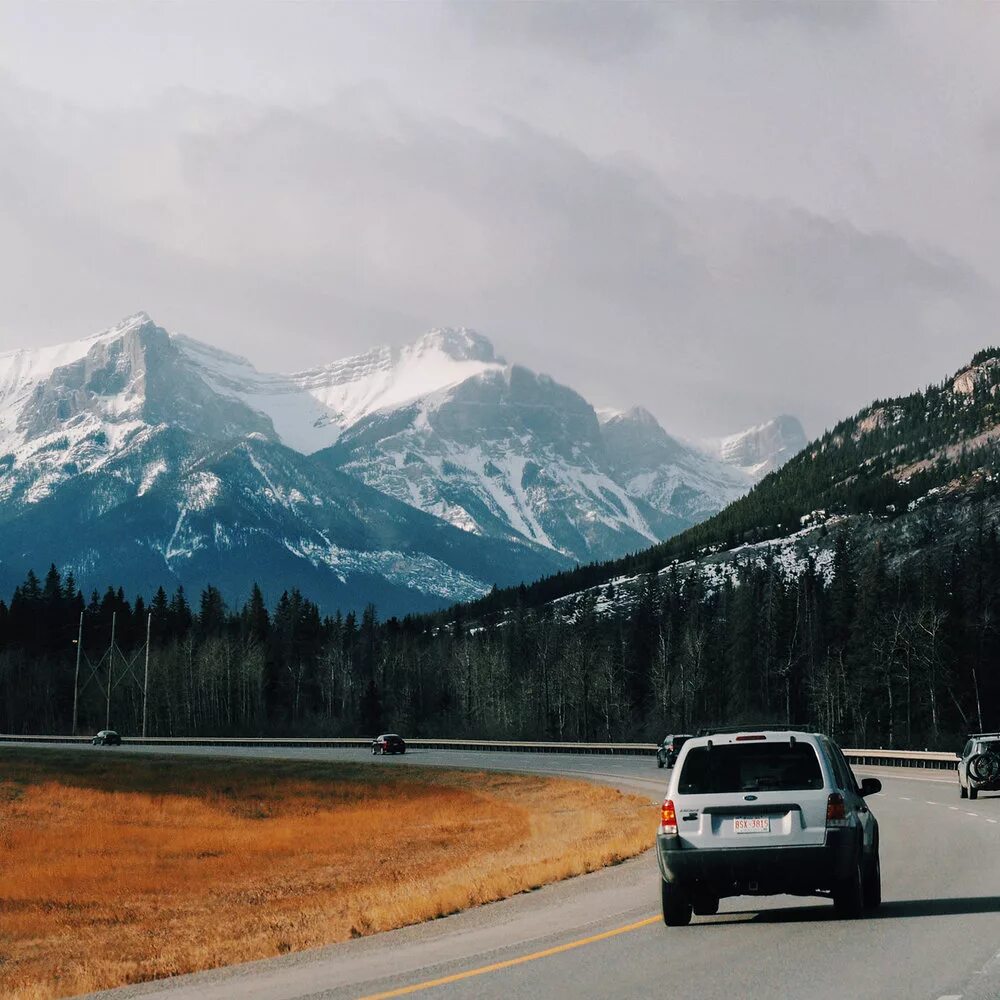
[357,915,659,999]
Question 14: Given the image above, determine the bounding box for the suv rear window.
[678,743,824,794]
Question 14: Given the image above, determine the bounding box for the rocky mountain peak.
[600,404,750,524]
[411,327,500,365]
[952,354,1000,397]
[10,314,274,453]
[606,405,670,438]
[114,310,155,332]
[716,414,807,478]
[16,318,168,440]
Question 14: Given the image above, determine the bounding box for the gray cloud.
[1,78,992,441]
[706,1,883,35]
[449,1,666,62]
[1,5,999,442]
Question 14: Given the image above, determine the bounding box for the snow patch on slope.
[553,520,842,620]
[175,327,506,454]
[286,537,490,602]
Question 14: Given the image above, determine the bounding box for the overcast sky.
[2,2,999,439]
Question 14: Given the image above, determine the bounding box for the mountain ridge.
[0,313,801,612]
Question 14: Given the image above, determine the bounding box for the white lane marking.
[899,796,912,801]
[949,806,960,811]
[935,994,962,999]
[966,812,979,817]
[988,819,998,824]
[926,801,937,805]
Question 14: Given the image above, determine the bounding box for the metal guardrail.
[0,734,960,769]
[841,749,958,771]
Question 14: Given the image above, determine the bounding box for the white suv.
[656,728,882,925]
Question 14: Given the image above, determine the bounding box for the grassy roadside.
[0,748,655,999]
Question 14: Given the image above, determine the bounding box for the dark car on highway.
[657,734,692,769]
[372,733,406,755]
[92,729,122,746]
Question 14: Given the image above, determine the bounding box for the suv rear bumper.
[657,830,858,896]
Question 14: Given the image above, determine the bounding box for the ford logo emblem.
[744,794,758,801]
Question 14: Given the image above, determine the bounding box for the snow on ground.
[285,536,491,602]
[138,460,168,497]
[184,472,222,512]
[552,519,843,620]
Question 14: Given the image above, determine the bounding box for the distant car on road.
[92,730,122,746]
[656,734,692,769]
[372,733,406,755]
[656,727,881,925]
[958,733,1000,800]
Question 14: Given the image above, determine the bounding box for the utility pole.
[142,613,152,737]
[72,611,83,736]
[106,612,116,731]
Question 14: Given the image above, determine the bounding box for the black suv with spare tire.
[958,733,1000,800]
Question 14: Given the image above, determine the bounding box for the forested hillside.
[437,347,1000,619]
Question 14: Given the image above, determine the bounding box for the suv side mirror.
[859,777,881,797]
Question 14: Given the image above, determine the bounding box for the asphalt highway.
[44,744,1000,1000]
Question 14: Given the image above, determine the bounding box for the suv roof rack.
[695,724,814,737]
[968,732,1000,739]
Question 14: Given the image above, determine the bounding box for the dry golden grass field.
[0,747,655,1000]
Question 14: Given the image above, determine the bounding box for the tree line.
[1,513,997,751]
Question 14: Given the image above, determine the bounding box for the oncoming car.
[656,728,881,925]
[372,733,406,755]
[657,734,692,769]
[958,733,1000,800]
[91,729,122,746]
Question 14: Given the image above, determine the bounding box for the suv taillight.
[660,798,678,835]
[826,792,849,827]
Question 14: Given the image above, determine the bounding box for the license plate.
[734,816,770,834]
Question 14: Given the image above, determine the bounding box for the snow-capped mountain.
[600,407,751,523]
[708,415,807,479]
[0,312,799,611]
[172,328,690,561]
[0,315,565,613]
[175,326,505,455]
[320,368,688,562]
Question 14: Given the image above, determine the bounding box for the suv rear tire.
[661,880,692,926]
[969,786,978,800]
[960,783,968,799]
[833,860,865,918]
